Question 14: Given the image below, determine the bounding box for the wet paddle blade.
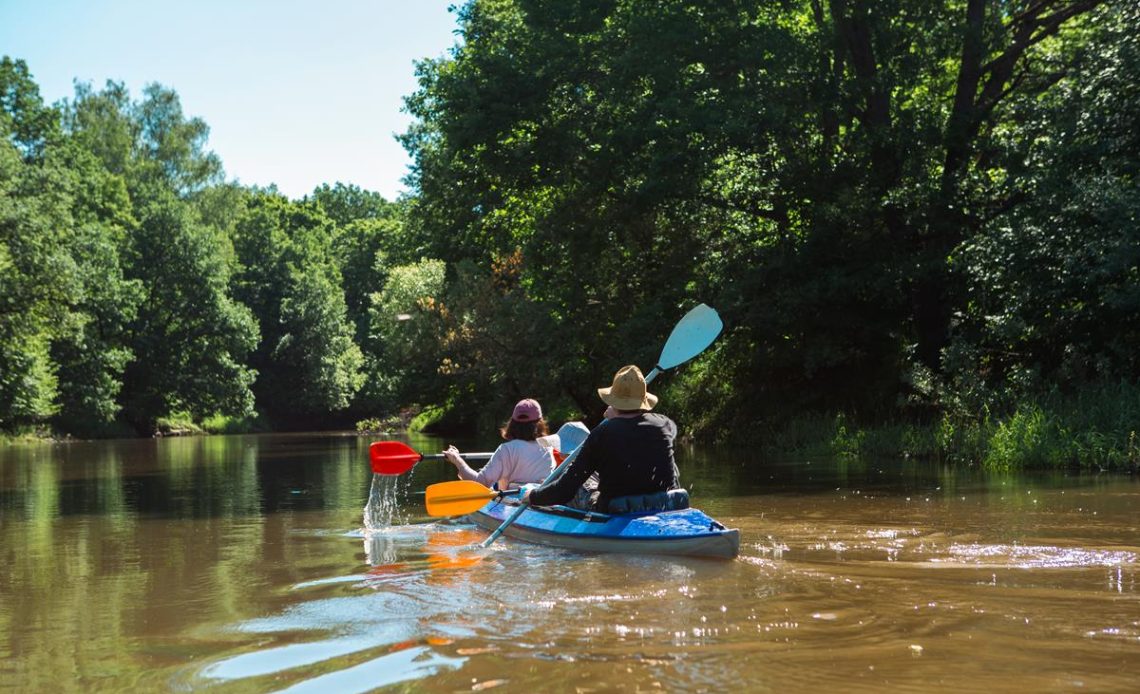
[370,441,423,475]
[425,480,500,517]
[656,303,723,370]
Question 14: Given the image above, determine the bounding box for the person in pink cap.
[441,398,556,490]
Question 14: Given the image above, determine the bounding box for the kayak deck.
[467,499,740,559]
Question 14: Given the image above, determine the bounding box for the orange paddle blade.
[425,480,500,517]
[370,441,422,475]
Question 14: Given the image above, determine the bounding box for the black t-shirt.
[528,412,679,510]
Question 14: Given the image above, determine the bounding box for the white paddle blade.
[656,303,723,370]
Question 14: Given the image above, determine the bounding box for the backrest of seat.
[606,488,690,514]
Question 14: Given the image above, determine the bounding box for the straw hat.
[597,365,657,411]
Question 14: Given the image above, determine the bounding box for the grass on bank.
[762,382,1140,471]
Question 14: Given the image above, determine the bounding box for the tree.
[307,183,408,344]
[47,144,143,432]
[0,76,73,427]
[400,0,1114,430]
[231,192,364,422]
[947,2,1140,400]
[0,57,59,160]
[360,258,447,413]
[119,193,258,430]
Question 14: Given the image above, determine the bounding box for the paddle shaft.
[421,452,493,462]
[479,370,662,548]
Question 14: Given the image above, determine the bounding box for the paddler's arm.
[443,445,505,487]
[524,434,599,507]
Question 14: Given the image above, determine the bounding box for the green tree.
[1,59,147,433]
[361,258,447,412]
[232,192,364,422]
[308,183,408,344]
[0,64,73,428]
[0,57,59,159]
[401,0,1113,431]
[946,2,1140,403]
[56,79,259,432]
[308,182,393,226]
[119,193,258,430]
[0,144,67,425]
[48,144,143,432]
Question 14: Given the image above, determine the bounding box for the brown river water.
[1,433,1137,692]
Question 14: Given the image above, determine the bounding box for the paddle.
[479,303,723,549]
[370,441,493,475]
[425,480,519,517]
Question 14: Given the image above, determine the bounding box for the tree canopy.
[1,1,1138,458]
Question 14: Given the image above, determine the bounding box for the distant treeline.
[2,1,1138,468]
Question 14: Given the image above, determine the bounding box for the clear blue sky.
[0,0,461,200]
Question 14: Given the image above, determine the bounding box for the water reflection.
[1,435,1138,691]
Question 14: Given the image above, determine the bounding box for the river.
[1,433,1137,691]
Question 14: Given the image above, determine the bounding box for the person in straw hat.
[442,398,557,490]
[523,365,680,511]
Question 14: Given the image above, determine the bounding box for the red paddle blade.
[369,441,423,475]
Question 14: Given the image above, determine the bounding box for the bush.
[153,412,203,436]
[201,412,268,434]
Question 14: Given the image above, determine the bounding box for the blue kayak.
[467,498,740,559]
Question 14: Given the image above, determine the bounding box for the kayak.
[466,498,740,559]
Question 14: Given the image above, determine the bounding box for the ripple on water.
[193,521,487,692]
[928,543,1137,569]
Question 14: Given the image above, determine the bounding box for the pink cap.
[511,398,542,422]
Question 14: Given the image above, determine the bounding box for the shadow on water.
[1,433,1138,691]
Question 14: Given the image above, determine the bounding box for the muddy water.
[1,434,1137,692]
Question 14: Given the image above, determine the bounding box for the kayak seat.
[606,488,690,514]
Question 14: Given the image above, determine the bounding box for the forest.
[2,0,1137,469]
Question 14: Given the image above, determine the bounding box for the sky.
[0,0,462,200]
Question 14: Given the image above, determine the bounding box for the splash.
[363,473,410,531]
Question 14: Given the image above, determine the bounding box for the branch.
[978,0,1102,114]
[943,0,1101,185]
[829,0,890,131]
[696,194,787,225]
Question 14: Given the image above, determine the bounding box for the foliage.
[359,258,448,413]
[752,381,1139,472]
[154,411,203,436]
[2,1,1138,463]
[230,191,364,422]
[118,193,258,429]
[0,138,70,424]
[397,0,1136,460]
[200,412,268,434]
[355,410,416,434]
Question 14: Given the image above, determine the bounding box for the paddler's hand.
[442,445,462,466]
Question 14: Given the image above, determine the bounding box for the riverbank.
[6,383,1138,473]
[754,382,1140,472]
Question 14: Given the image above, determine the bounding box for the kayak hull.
[467,500,739,559]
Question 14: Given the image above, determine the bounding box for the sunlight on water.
[363,473,409,531]
[931,543,1137,569]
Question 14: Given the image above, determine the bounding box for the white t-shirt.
[474,438,556,489]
